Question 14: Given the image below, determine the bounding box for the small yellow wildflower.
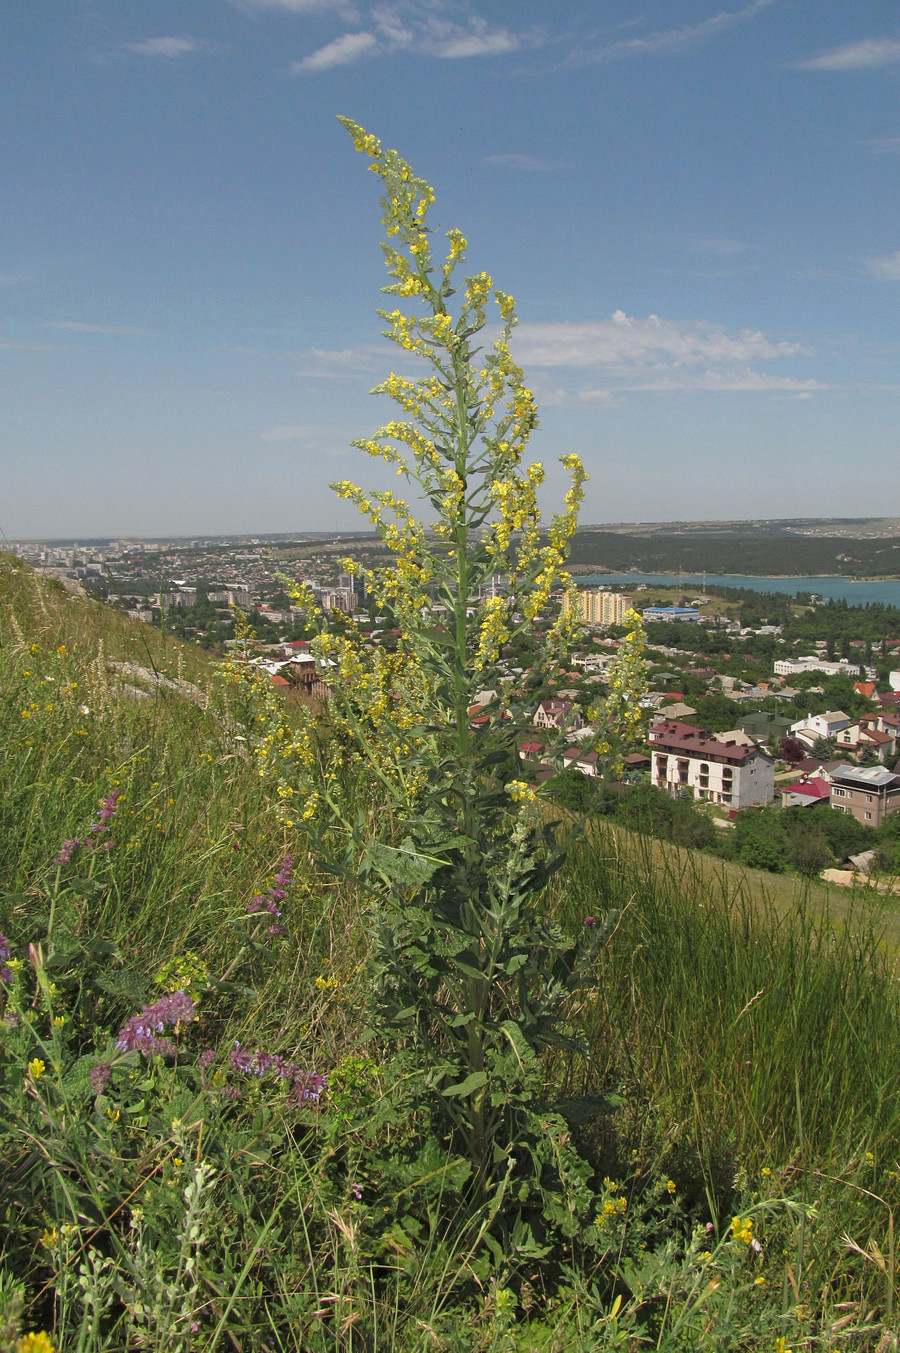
[16,1333,56,1353]
[39,1226,58,1249]
[52,1015,66,1028]
[666,1178,677,1195]
[731,1215,754,1245]
[865,1151,874,1162]
[28,1058,45,1079]
[761,1167,771,1177]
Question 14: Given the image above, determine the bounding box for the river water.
[577,573,900,607]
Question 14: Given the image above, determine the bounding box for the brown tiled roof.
[648,721,765,765]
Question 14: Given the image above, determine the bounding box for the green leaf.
[499,1019,535,1067]
[364,841,443,887]
[441,1070,487,1098]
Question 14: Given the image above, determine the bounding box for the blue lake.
[577,573,900,607]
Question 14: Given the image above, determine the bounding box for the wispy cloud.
[509,311,822,399]
[426,18,520,59]
[259,423,320,441]
[292,5,532,71]
[0,335,58,352]
[688,237,750,255]
[575,0,774,65]
[864,250,900,281]
[512,312,807,370]
[44,321,147,334]
[295,345,383,376]
[483,153,558,172]
[237,0,361,14]
[122,36,201,58]
[293,30,376,69]
[795,37,900,71]
[865,136,900,153]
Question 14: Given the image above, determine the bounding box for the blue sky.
[3,1,900,538]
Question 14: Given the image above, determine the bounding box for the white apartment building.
[648,721,774,810]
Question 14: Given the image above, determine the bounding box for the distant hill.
[567,520,900,578]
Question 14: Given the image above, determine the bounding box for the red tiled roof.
[648,721,764,764]
[270,674,291,687]
[783,778,830,799]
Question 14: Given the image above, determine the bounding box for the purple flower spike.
[114,989,197,1057]
[584,916,596,929]
[89,1063,112,1094]
[90,787,121,834]
[0,933,12,985]
[54,838,83,866]
[229,1040,325,1105]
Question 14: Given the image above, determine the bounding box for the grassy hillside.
[2,553,900,1350]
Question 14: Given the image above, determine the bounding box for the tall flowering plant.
[278,121,645,1234]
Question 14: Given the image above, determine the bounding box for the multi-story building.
[827,765,900,826]
[563,589,632,626]
[648,720,774,810]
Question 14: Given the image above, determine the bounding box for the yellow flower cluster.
[731,1215,754,1245]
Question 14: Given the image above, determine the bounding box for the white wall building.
[648,721,774,810]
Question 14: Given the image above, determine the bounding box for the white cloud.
[483,153,558,172]
[796,38,900,71]
[291,7,533,70]
[611,371,825,394]
[506,311,824,400]
[296,345,383,376]
[512,312,807,370]
[428,19,520,59]
[122,36,200,58]
[238,0,360,13]
[864,136,900,153]
[45,321,147,334]
[578,0,774,64]
[689,237,750,255]
[259,424,318,441]
[0,335,57,351]
[864,250,900,280]
[292,30,377,70]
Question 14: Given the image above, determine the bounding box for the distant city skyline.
[2,2,899,536]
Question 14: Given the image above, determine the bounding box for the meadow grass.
[3,553,900,1349]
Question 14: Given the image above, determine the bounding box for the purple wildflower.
[229,1041,325,1104]
[267,924,286,936]
[0,933,12,985]
[220,1084,242,1101]
[90,787,121,834]
[583,916,596,929]
[199,1047,216,1069]
[54,838,83,867]
[89,1063,112,1094]
[245,854,294,924]
[114,989,197,1057]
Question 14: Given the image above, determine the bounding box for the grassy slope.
[4,552,900,1346]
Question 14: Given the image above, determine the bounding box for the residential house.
[828,765,900,827]
[780,777,831,809]
[533,698,584,732]
[647,721,774,810]
[789,711,851,748]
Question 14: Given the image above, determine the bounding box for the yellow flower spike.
[28,1058,45,1079]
